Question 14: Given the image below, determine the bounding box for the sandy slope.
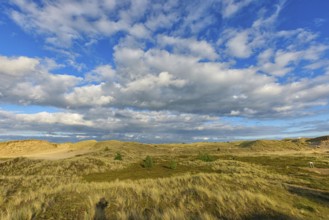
[0,140,97,160]
[25,148,95,160]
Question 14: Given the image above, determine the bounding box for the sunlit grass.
[0,139,328,219]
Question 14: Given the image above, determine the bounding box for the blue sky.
[0,0,329,143]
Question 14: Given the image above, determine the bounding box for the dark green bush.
[168,160,177,169]
[114,152,123,161]
[198,153,215,162]
[143,156,153,168]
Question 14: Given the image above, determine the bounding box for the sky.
[0,0,329,143]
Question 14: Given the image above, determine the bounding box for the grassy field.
[0,138,328,219]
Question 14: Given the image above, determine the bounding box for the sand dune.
[1,137,328,160]
[0,140,57,157]
[0,139,97,159]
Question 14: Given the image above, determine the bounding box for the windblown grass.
[0,139,328,219]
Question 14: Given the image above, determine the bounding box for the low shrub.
[143,156,153,168]
[198,153,215,162]
[168,160,177,169]
[114,152,123,161]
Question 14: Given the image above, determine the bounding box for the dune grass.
[0,139,328,219]
[223,155,329,191]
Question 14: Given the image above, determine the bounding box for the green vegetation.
[168,160,177,169]
[197,152,215,162]
[142,155,154,168]
[114,152,123,160]
[83,162,213,182]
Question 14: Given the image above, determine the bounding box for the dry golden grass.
[0,138,328,219]
[0,140,58,157]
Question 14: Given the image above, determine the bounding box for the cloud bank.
[1,0,329,142]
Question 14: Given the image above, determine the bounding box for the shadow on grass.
[94,198,108,220]
[245,211,297,220]
[287,185,329,205]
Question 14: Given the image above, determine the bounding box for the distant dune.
[0,139,98,159]
[0,140,58,157]
[0,136,328,159]
[307,135,329,146]
[238,139,309,151]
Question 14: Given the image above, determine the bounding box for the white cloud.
[221,0,253,18]
[8,0,131,47]
[129,23,150,38]
[2,0,329,142]
[258,45,328,76]
[258,49,273,64]
[123,72,186,92]
[0,56,39,76]
[65,84,114,107]
[0,107,278,142]
[7,0,251,49]
[144,10,178,31]
[252,1,283,28]
[230,110,240,116]
[2,8,329,119]
[303,45,328,60]
[0,55,80,106]
[85,65,116,83]
[109,44,329,117]
[94,18,127,36]
[275,51,300,67]
[16,112,94,126]
[305,60,329,71]
[158,35,218,60]
[226,31,251,58]
[111,47,268,113]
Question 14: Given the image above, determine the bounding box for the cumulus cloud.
[123,72,185,91]
[100,43,329,118]
[65,84,114,107]
[16,112,94,126]
[0,108,291,142]
[158,35,218,60]
[0,55,121,108]
[0,56,81,105]
[2,0,329,142]
[0,56,39,76]
[226,31,251,58]
[3,45,329,119]
[84,65,116,83]
[3,0,329,119]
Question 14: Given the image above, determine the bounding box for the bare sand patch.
[0,140,98,159]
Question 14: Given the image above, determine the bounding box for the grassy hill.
[0,137,328,219]
[238,139,309,151]
[307,136,329,146]
[0,137,316,158]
